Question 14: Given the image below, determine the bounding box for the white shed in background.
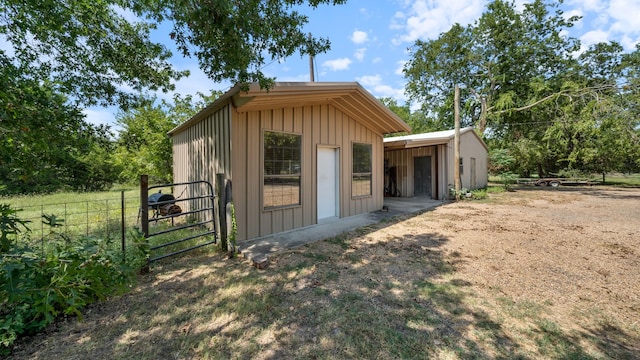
[383,127,488,200]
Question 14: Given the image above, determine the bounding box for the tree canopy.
[160,0,347,89]
[0,57,116,193]
[403,0,640,177]
[1,0,347,193]
[114,92,220,185]
[1,0,347,108]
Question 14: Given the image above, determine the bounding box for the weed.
[326,234,349,249]
[344,253,362,263]
[302,252,329,262]
[0,204,145,354]
[322,271,339,282]
[313,288,330,296]
[486,185,505,194]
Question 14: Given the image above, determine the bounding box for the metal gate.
[140,175,217,263]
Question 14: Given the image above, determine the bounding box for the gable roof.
[384,127,488,151]
[169,82,411,136]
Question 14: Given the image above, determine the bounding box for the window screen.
[352,143,372,197]
[264,131,302,208]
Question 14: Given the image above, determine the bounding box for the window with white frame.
[352,142,372,197]
[263,131,301,209]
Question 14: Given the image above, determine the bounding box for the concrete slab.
[239,196,446,262]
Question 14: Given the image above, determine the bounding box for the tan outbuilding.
[383,127,488,200]
[169,82,410,242]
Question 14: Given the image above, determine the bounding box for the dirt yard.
[9,186,640,359]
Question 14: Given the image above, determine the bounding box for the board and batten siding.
[384,145,448,199]
[232,104,384,242]
[445,130,488,190]
[171,103,232,223]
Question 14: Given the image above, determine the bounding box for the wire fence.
[14,191,141,258]
[11,184,221,262]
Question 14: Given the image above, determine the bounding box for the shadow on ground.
[8,207,640,359]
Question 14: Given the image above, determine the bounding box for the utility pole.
[454,85,461,200]
[308,33,315,82]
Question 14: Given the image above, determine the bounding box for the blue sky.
[72,0,640,127]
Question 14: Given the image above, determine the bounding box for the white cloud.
[580,29,611,51]
[351,30,369,44]
[110,4,141,23]
[322,58,352,71]
[83,108,118,127]
[372,57,382,64]
[607,0,640,41]
[592,13,610,29]
[390,11,406,30]
[357,74,382,87]
[168,65,220,100]
[566,0,640,51]
[354,48,367,61]
[356,74,406,101]
[567,0,605,12]
[563,9,583,25]
[0,34,14,57]
[393,0,485,44]
[395,60,407,76]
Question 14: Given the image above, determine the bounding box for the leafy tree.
[0,55,118,194]
[159,0,348,89]
[379,97,439,134]
[404,0,580,135]
[114,92,220,184]
[0,0,185,108]
[404,0,640,177]
[1,0,348,107]
[2,0,347,192]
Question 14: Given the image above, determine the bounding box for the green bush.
[499,171,518,191]
[0,204,141,355]
[556,168,584,179]
[486,186,506,194]
[470,188,488,200]
[0,204,30,253]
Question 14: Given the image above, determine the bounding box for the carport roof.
[169,82,411,136]
[384,127,487,150]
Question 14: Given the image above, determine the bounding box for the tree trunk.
[478,96,487,135]
[537,163,544,178]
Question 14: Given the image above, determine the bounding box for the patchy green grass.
[0,187,140,241]
[9,239,635,359]
[0,186,217,260]
[603,173,640,187]
[6,189,640,359]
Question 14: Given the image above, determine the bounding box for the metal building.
[384,127,488,200]
[169,82,410,242]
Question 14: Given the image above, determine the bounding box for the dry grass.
[8,186,640,359]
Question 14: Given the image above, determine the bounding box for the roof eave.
[169,82,411,136]
[167,84,244,136]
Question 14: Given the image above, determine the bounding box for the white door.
[317,147,339,220]
[470,157,477,189]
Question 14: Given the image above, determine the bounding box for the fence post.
[216,173,227,252]
[86,201,89,236]
[106,199,109,239]
[40,204,44,258]
[140,175,149,272]
[121,190,126,263]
